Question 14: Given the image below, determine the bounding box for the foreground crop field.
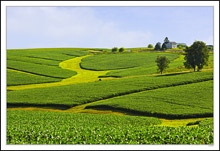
[6,48,214,145]
[7,110,213,144]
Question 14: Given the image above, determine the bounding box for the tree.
[119,47,126,52]
[164,37,169,43]
[178,44,184,49]
[162,43,167,50]
[184,41,209,72]
[154,43,161,50]
[112,47,118,53]
[148,44,154,48]
[155,56,170,74]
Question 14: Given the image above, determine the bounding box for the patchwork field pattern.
[7,48,91,85]
[7,71,213,113]
[6,48,214,145]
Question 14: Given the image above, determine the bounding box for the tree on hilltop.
[154,43,161,50]
[119,47,126,52]
[164,37,169,43]
[162,43,167,50]
[148,44,154,48]
[112,47,119,53]
[184,41,209,72]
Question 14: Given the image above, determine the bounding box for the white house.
[166,41,177,49]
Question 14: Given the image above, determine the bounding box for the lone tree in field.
[155,56,170,74]
[148,44,154,48]
[112,47,119,53]
[119,47,126,52]
[184,41,209,72]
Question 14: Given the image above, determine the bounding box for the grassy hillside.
[7,48,91,85]
[80,52,178,71]
[87,80,213,119]
[7,70,61,86]
[7,71,213,111]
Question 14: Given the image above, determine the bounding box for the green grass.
[7,71,213,110]
[87,80,213,119]
[7,70,61,86]
[81,52,179,71]
[7,110,213,144]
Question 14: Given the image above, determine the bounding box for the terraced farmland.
[7,71,213,109]
[87,80,213,119]
[7,48,91,85]
[81,52,179,77]
[6,48,214,144]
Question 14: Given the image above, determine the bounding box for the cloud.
[7,7,151,49]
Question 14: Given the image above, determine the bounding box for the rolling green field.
[7,48,91,85]
[7,60,76,79]
[6,48,214,144]
[7,71,213,111]
[7,70,61,86]
[7,110,213,144]
[81,52,179,77]
[87,80,213,119]
[81,52,178,70]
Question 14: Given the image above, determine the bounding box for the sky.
[7,6,214,49]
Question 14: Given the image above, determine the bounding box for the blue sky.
[7,6,213,49]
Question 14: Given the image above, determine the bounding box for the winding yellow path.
[7,55,113,91]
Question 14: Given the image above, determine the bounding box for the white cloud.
[7,7,151,49]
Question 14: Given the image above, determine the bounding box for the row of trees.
[156,41,210,74]
[112,47,127,53]
[148,43,185,50]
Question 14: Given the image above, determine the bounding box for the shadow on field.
[155,72,191,77]
[85,105,213,120]
[7,103,71,110]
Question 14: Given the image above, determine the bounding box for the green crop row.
[80,52,178,71]
[7,110,213,144]
[7,70,61,86]
[87,80,213,119]
[7,55,60,66]
[7,48,90,61]
[7,60,76,79]
[7,71,213,111]
[101,54,213,78]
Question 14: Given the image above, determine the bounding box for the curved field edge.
[7,69,61,86]
[7,107,213,127]
[80,52,179,71]
[6,48,93,86]
[86,80,213,119]
[7,110,213,144]
[7,71,213,107]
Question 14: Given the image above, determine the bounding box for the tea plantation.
[7,110,213,144]
[6,48,214,144]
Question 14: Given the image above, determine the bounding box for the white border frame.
[1,1,219,150]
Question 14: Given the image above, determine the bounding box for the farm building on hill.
[166,41,177,49]
[163,37,185,49]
